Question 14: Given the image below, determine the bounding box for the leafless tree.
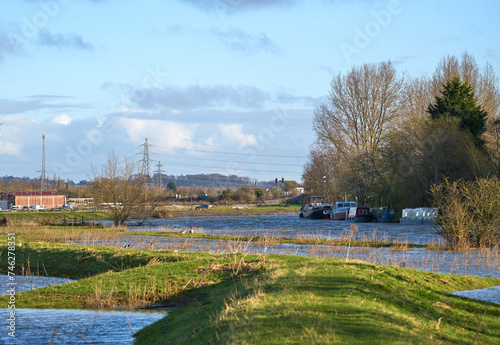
[89,152,147,226]
[313,61,406,156]
[307,61,406,199]
[302,145,343,202]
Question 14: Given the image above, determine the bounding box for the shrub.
[430,177,500,249]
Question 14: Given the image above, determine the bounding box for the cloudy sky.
[0,0,499,183]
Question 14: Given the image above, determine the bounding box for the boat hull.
[331,211,348,220]
[346,207,373,223]
[300,206,332,219]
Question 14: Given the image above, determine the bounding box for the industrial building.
[0,191,67,210]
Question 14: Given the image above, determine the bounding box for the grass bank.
[153,204,301,218]
[0,210,109,224]
[0,242,499,344]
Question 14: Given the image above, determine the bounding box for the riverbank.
[153,204,301,218]
[0,205,300,224]
[0,236,499,344]
[0,210,110,225]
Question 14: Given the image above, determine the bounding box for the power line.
[51,142,308,179]
[154,144,309,159]
[155,152,304,167]
[156,159,303,175]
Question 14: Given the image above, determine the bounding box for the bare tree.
[307,61,406,199]
[314,61,406,156]
[302,145,343,202]
[89,152,146,226]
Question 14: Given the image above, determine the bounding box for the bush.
[431,177,500,248]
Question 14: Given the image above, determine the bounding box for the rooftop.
[4,191,66,196]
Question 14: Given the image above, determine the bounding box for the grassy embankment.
[0,231,499,344]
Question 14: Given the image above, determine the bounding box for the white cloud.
[51,113,72,125]
[117,107,153,114]
[117,117,197,150]
[218,123,256,147]
[0,141,21,155]
[0,115,38,155]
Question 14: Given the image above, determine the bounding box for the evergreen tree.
[427,76,488,147]
[166,181,177,192]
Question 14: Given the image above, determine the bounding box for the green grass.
[0,242,499,344]
[0,210,109,222]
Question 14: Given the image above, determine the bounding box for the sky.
[0,0,499,184]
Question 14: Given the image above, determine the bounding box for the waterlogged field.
[0,213,499,344]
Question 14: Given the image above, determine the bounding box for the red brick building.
[1,191,66,209]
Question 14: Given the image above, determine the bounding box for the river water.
[0,275,166,344]
[131,213,443,245]
[0,308,165,344]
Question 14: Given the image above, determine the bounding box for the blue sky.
[0,0,499,184]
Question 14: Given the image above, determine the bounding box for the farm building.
[1,191,66,209]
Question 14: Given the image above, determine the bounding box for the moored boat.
[400,208,438,225]
[346,206,372,222]
[370,206,396,223]
[299,203,333,219]
[330,201,357,220]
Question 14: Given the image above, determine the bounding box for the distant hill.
[156,173,277,189]
[1,174,283,190]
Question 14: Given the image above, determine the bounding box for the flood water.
[0,308,165,344]
[2,213,497,343]
[0,275,74,296]
[0,275,166,344]
[131,213,442,245]
[101,213,500,306]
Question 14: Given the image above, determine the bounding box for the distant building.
[67,198,94,207]
[1,191,66,209]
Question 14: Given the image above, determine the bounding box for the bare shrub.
[431,177,500,248]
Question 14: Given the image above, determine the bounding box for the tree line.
[303,52,500,210]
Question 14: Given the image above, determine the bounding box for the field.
[0,213,499,344]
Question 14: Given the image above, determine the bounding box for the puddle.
[0,308,166,344]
